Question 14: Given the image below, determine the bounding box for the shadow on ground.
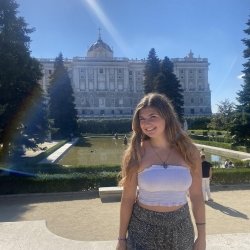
[211,184,250,192]
[0,191,99,222]
[205,200,249,220]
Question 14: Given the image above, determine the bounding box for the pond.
[58,136,127,166]
[58,137,228,167]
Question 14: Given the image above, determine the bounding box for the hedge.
[78,119,131,134]
[1,166,250,195]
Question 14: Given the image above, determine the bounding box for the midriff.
[137,200,184,212]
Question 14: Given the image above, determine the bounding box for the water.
[58,137,127,166]
[59,137,228,167]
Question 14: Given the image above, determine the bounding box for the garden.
[1,134,250,195]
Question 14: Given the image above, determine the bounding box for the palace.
[39,34,211,118]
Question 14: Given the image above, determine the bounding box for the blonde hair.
[119,93,199,186]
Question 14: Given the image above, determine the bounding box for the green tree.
[231,17,250,145]
[209,99,235,131]
[23,95,49,147]
[49,53,78,139]
[155,57,184,121]
[0,0,46,160]
[144,48,160,93]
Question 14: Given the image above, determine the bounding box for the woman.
[116,93,206,250]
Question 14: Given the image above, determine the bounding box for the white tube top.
[138,165,192,206]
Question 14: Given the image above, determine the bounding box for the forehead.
[139,107,159,117]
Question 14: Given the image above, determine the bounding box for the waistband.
[132,202,190,227]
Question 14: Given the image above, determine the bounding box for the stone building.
[39,35,211,118]
[172,51,211,116]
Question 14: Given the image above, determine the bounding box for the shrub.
[212,168,250,184]
[78,119,132,134]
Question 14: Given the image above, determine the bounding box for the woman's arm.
[189,153,206,250]
[116,171,138,250]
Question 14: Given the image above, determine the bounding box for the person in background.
[224,159,229,168]
[201,154,213,202]
[200,148,205,155]
[123,135,128,145]
[116,93,205,250]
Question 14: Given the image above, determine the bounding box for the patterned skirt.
[127,203,194,250]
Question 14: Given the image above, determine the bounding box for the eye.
[151,115,157,119]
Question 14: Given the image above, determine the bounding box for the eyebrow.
[139,112,158,118]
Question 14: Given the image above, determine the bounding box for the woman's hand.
[194,237,206,250]
[116,240,127,250]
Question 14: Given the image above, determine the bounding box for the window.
[99,68,103,73]
[98,82,105,90]
[99,98,105,107]
[80,80,85,90]
[119,98,123,105]
[118,83,123,90]
[110,82,115,90]
[191,98,194,104]
[89,81,94,90]
[190,108,195,114]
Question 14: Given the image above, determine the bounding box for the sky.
[16,0,250,113]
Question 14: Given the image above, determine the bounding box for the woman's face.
[138,107,166,139]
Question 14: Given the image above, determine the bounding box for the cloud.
[237,74,244,79]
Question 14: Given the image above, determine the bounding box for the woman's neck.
[149,137,170,149]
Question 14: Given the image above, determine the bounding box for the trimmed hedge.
[1,166,250,195]
[212,168,250,184]
[0,172,119,195]
[78,119,132,134]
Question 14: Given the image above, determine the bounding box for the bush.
[212,168,250,184]
[0,171,120,195]
[78,119,132,134]
[186,117,211,130]
[1,165,250,194]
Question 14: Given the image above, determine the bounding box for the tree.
[0,0,46,160]
[48,53,78,139]
[155,57,184,121]
[208,99,235,131]
[22,95,49,147]
[231,17,250,145]
[144,48,160,93]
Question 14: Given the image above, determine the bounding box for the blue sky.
[16,0,250,113]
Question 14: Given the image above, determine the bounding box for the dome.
[87,35,113,58]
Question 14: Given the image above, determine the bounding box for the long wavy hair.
[119,93,199,186]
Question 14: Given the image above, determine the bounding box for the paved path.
[0,220,249,250]
[0,186,250,249]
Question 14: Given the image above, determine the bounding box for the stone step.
[99,186,123,202]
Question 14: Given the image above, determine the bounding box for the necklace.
[150,141,171,169]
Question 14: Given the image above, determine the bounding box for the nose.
[141,118,151,126]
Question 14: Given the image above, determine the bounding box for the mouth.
[145,127,156,132]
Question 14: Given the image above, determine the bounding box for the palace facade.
[39,35,211,118]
